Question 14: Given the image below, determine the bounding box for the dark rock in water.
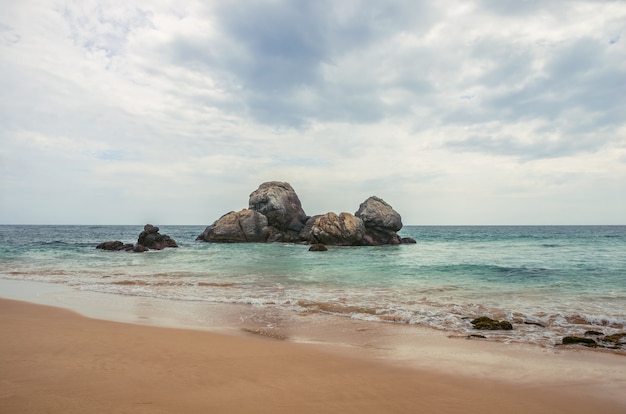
[584,330,604,336]
[602,333,626,346]
[471,316,513,330]
[400,237,417,244]
[248,181,308,239]
[198,181,411,246]
[307,212,366,246]
[355,196,402,246]
[137,224,178,250]
[97,225,177,252]
[196,210,269,243]
[96,240,134,251]
[468,334,487,339]
[562,336,597,347]
[308,243,328,251]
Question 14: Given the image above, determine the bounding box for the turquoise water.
[1,225,625,347]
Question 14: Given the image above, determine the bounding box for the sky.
[1,0,625,225]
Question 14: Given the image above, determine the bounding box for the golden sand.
[1,298,624,413]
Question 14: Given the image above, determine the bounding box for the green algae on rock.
[471,316,513,330]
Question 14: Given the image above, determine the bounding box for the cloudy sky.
[1,0,625,225]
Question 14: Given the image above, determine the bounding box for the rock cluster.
[137,224,178,250]
[561,332,626,349]
[197,181,416,247]
[97,224,178,253]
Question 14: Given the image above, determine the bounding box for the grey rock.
[308,212,366,246]
[248,181,308,235]
[355,196,403,245]
[196,209,269,243]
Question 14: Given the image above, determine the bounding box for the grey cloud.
[478,0,556,16]
[445,133,604,161]
[443,35,625,158]
[165,0,440,127]
[485,38,624,123]
[60,4,152,58]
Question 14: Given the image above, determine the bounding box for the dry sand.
[1,298,624,414]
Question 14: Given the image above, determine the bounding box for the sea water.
[1,225,625,348]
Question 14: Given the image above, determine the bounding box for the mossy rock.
[602,333,626,345]
[471,316,513,330]
[562,336,597,347]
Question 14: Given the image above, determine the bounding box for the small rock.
[133,244,149,253]
[584,330,604,336]
[400,237,417,244]
[137,224,178,249]
[308,243,328,252]
[471,316,513,330]
[603,333,626,345]
[562,336,597,347]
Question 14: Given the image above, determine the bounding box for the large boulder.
[355,196,402,245]
[248,181,309,236]
[196,209,269,243]
[307,212,366,246]
[137,224,178,250]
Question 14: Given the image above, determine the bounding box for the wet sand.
[1,297,625,414]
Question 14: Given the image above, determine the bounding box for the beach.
[1,286,625,413]
[1,224,625,413]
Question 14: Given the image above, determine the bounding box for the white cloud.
[0,0,624,225]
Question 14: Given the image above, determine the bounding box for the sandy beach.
[1,296,625,414]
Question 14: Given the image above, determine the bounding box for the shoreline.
[2,298,625,414]
[1,279,626,412]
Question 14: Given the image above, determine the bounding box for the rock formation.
[197,181,413,247]
[307,212,366,246]
[96,224,178,252]
[196,209,270,243]
[96,240,135,252]
[137,224,179,250]
[248,181,309,242]
[355,196,402,245]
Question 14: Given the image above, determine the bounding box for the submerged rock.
[602,333,626,346]
[308,243,328,251]
[96,241,134,251]
[471,316,513,330]
[562,336,597,347]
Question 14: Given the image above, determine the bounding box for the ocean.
[1,225,625,349]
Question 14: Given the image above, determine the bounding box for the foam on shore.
[1,278,625,411]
